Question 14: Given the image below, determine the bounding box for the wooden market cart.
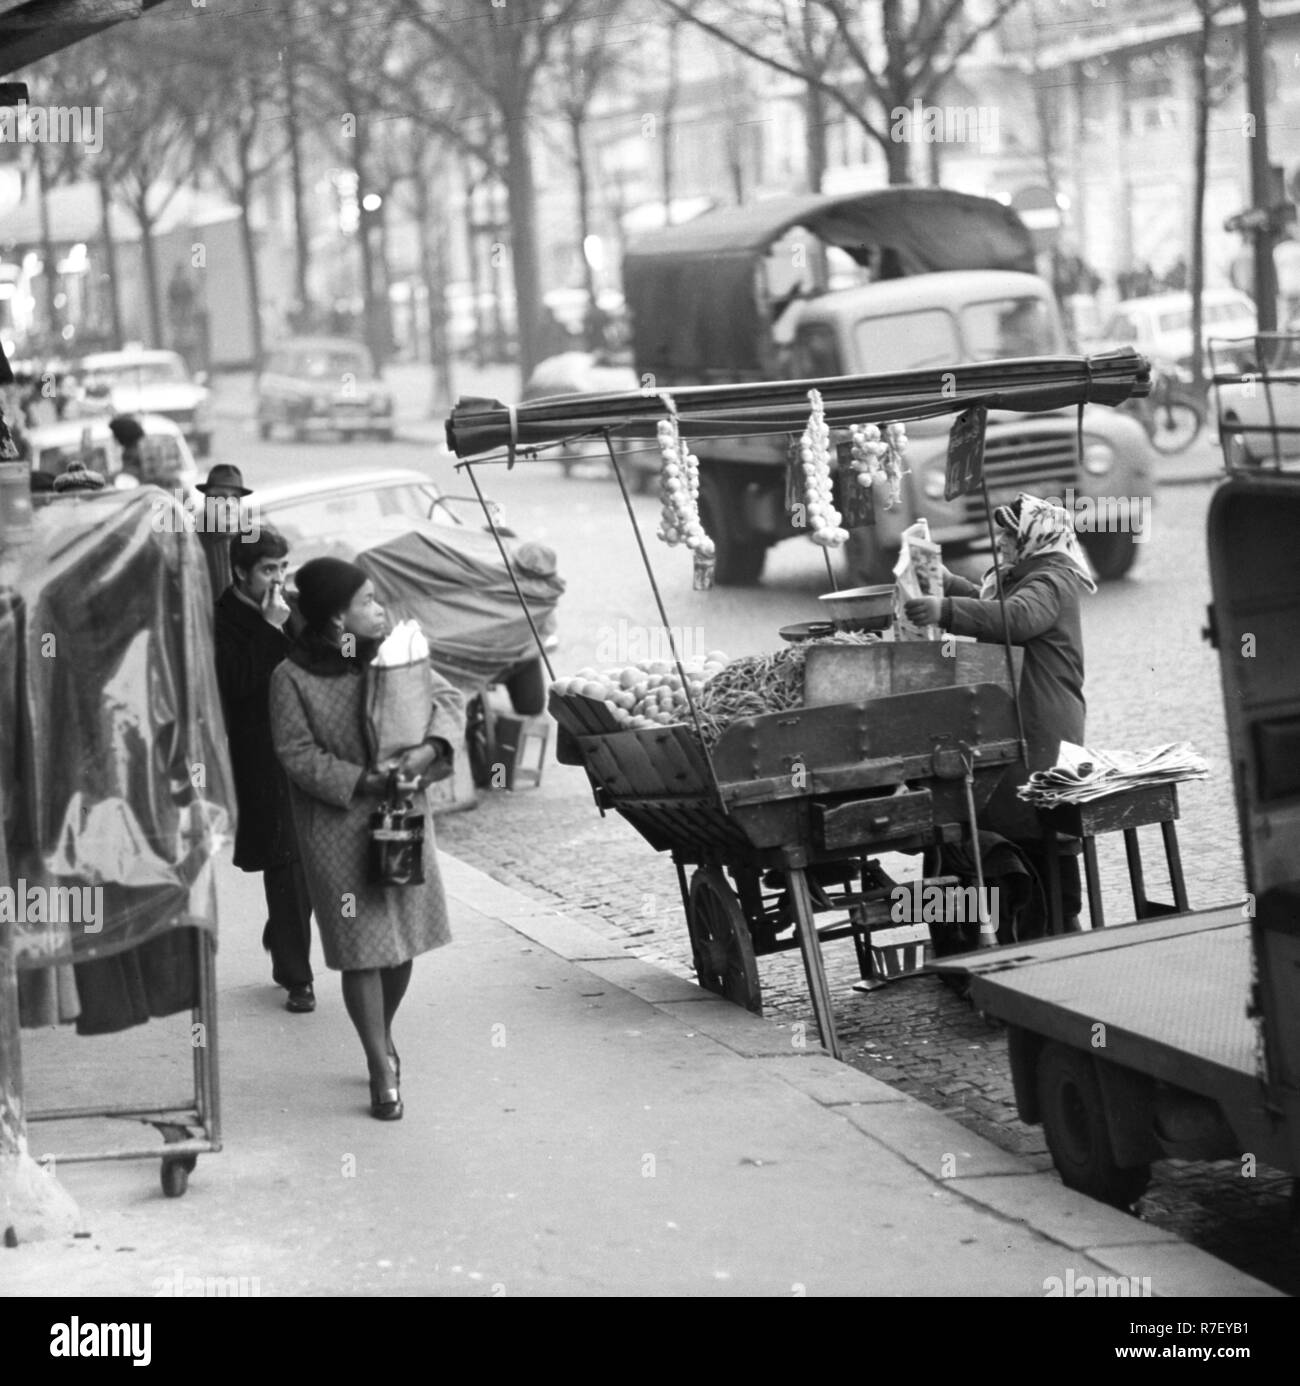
[445,351,1153,1060]
[549,647,1023,1059]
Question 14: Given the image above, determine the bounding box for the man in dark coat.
[197,463,253,603]
[214,524,316,1011]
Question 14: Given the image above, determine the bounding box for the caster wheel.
[161,1158,191,1198]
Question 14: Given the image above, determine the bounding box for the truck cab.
[624,189,1157,585]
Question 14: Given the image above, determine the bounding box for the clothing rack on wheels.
[0,477,232,1202]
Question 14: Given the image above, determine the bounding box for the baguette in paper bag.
[366,619,435,768]
[893,519,944,642]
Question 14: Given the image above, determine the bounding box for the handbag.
[367,772,425,887]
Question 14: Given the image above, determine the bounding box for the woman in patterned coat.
[270,558,465,1119]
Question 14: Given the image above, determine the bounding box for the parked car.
[71,348,213,457]
[26,412,199,492]
[251,468,562,716]
[1210,330,1300,467]
[521,350,642,481]
[257,336,394,441]
[1095,288,1257,374]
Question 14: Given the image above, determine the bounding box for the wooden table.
[1039,783,1190,932]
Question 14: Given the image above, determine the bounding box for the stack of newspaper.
[1017,741,1209,807]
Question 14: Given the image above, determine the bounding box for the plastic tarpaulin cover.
[351,525,564,697]
[1,487,234,967]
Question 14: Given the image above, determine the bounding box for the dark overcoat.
[213,585,298,870]
[942,553,1089,838]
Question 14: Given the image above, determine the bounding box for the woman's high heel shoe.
[370,1079,403,1121]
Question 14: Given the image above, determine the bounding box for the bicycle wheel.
[1148,392,1203,455]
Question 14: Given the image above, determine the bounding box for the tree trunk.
[503,106,541,378]
[801,2,826,195]
[569,107,599,349]
[416,169,453,415]
[661,20,682,220]
[1189,15,1211,392]
[348,115,387,370]
[136,207,164,348]
[283,42,311,324]
[237,182,264,369]
[884,135,911,185]
[96,170,124,346]
[35,147,59,342]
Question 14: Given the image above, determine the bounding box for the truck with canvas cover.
[623,188,1156,585]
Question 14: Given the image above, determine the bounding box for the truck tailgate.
[935,908,1259,1106]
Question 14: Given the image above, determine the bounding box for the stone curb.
[436,851,1281,1298]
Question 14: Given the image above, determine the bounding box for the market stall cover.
[285,520,565,698]
[1,487,233,966]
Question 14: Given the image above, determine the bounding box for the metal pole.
[600,429,717,770]
[1244,0,1278,332]
[979,478,1028,762]
[0,765,23,1169]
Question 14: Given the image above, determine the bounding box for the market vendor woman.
[269,558,465,1120]
[904,493,1096,934]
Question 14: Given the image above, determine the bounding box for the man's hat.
[53,459,106,493]
[197,462,252,497]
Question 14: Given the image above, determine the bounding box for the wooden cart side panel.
[709,685,1019,787]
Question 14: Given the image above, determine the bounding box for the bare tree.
[1190,2,1238,393]
[269,3,319,328]
[90,27,209,348]
[399,0,588,377]
[188,5,292,368]
[544,0,636,345]
[660,0,1023,185]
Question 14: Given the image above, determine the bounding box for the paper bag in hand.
[366,619,436,769]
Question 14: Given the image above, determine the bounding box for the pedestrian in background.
[214,524,317,1013]
[196,463,253,602]
[108,414,145,481]
[269,558,463,1120]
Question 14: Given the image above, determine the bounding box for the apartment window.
[1126,50,1179,136]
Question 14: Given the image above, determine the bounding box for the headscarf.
[978,493,1097,597]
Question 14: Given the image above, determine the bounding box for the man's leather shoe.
[286,984,316,1013]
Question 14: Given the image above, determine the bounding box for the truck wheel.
[1037,1042,1151,1208]
[698,473,766,585]
[504,656,547,716]
[1081,530,1137,581]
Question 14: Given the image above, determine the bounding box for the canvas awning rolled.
[445,349,1152,459]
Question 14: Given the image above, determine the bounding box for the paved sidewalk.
[6,850,1277,1297]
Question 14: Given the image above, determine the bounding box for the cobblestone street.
[435,466,1300,1296]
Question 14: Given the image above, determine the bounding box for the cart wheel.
[160,1158,190,1198]
[687,867,762,1014]
[1036,1042,1150,1208]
